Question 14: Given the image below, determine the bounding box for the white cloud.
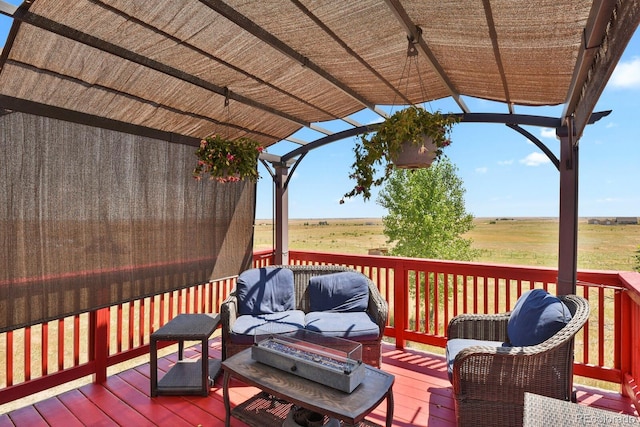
[520,152,551,166]
[605,122,617,129]
[540,128,556,139]
[498,159,514,165]
[475,167,488,174]
[610,57,640,89]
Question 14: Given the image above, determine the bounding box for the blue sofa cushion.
[230,310,306,344]
[308,272,369,312]
[507,289,572,347]
[446,338,508,381]
[236,267,295,315]
[304,312,379,340]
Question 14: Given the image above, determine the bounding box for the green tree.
[634,246,640,272]
[377,157,478,261]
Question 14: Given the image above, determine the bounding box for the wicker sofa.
[447,293,590,427]
[220,264,388,367]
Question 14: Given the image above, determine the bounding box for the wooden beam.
[567,1,640,137]
[0,95,201,146]
[383,0,470,113]
[200,0,388,118]
[11,8,312,130]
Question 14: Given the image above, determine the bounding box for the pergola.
[1,0,639,301]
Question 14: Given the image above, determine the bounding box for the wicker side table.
[150,313,220,397]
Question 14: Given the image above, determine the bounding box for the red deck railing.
[1,249,639,414]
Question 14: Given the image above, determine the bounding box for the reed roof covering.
[0,0,638,147]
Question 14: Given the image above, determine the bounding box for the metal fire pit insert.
[251,329,365,393]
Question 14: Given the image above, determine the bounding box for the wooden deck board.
[0,413,14,427]
[1,339,637,426]
[2,405,47,427]
[103,375,193,427]
[57,389,117,427]
[77,383,154,426]
[33,398,84,427]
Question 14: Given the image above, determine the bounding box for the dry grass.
[254,218,388,255]
[255,217,640,271]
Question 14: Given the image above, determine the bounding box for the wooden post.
[91,307,110,383]
[557,119,578,296]
[274,164,289,265]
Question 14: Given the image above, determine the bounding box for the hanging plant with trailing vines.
[193,135,264,183]
[341,106,459,203]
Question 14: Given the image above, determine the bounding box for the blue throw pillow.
[236,267,295,315]
[507,289,572,347]
[309,272,369,312]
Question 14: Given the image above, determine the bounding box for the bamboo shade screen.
[0,112,256,332]
[0,0,599,149]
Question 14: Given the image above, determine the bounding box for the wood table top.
[222,348,394,424]
[151,313,220,340]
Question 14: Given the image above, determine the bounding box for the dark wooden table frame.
[150,313,220,397]
[222,349,394,427]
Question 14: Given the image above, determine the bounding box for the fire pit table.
[222,332,394,427]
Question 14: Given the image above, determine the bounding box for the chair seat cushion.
[236,267,295,315]
[507,289,573,347]
[304,312,380,340]
[308,271,369,312]
[446,338,508,381]
[230,310,305,344]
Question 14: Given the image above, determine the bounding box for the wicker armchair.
[447,294,590,427]
[220,264,388,367]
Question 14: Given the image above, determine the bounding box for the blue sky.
[0,8,637,220]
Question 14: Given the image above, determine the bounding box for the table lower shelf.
[232,391,381,427]
[156,358,221,396]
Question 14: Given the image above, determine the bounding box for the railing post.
[394,260,407,349]
[620,292,631,396]
[91,307,110,383]
[617,271,640,413]
[620,292,640,414]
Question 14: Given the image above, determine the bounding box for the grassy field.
[254,217,640,271]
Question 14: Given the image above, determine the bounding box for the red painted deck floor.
[0,338,637,426]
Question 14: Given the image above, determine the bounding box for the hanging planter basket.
[392,134,439,169]
[192,135,263,182]
[341,107,459,203]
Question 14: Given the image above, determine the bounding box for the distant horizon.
[255,215,638,221]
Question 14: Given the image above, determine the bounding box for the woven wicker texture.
[220,264,388,367]
[523,392,640,426]
[448,294,590,427]
[1,1,636,146]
